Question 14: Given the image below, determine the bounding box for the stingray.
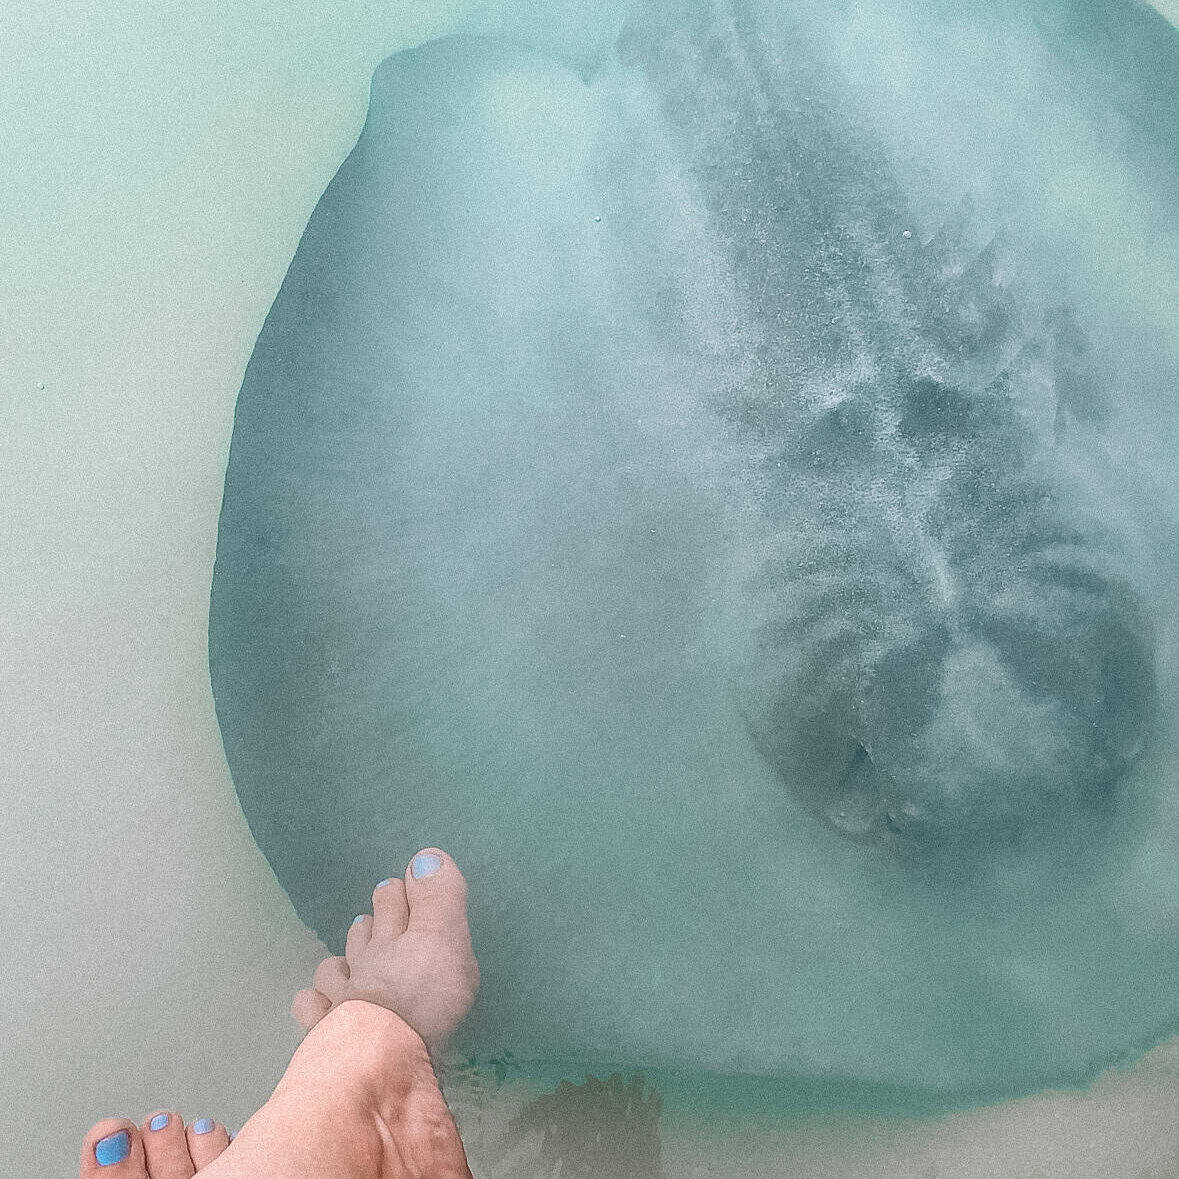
[209,0,1179,1102]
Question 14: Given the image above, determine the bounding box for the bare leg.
[81,849,479,1179]
[201,999,471,1179]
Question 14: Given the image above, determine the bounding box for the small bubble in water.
[35,380,45,390]
[594,215,602,222]
[902,229,912,239]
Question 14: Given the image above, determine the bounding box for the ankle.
[273,999,470,1179]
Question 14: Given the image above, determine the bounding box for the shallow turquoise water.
[209,0,1179,1108]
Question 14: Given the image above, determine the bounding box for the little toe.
[371,876,409,939]
[81,1118,146,1177]
[312,955,351,1002]
[185,1119,229,1170]
[291,987,332,1032]
[404,848,470,937]
[345,912,372,968]
[140,1112,194,1179]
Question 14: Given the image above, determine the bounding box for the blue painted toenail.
[352,914,365,925]
[95,1131,130,1166]
[194,1118,214,1135]
[149,1114,169,1131]
[411,852,441,879]
[377,878,393,887]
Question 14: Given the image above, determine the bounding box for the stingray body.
[210,0,1179,1098]
[621,3,1158,859]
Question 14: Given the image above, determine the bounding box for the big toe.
[404,848,470,939]
[81,1119,145,1178]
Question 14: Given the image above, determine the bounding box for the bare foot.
[291,847,479,1052]
[80,1113,231,1176]
[80,848,478,1179]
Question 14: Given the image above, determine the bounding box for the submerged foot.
[291,847,479,1051]
[81,1114,231,1177]
[81,848,478,1179]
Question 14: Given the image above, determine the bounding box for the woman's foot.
[81,848,478,1179]
[81,1114,231,1177]
[291,847,479,1051]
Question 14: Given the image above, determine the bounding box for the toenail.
[352,914,366,925]
[194,1118,214,1135]
[411,852,441,879]
[149,1114,169,1131]
[95,1131,131,1166]
[377,878,393,888]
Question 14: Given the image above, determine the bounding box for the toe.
[186,1119,230,1170]
[371,876,409,939]
[140,1112,194,1179]
[404,848,470,937]
[345,912,372,967]
[81,1118,146,1177]
[291,987,332,1032]
[312,955,351,1002]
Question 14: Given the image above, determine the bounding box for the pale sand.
[3,3,1176,1175]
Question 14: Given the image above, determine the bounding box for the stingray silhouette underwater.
[209,0,1179,1104]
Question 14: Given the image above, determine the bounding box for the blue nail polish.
[149,1113,169,1131]
[377,878,393,888]
[194,1118,214,1135]
[352,914,365,925]
[95,1131,131,1166]
[411,851,441,879]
